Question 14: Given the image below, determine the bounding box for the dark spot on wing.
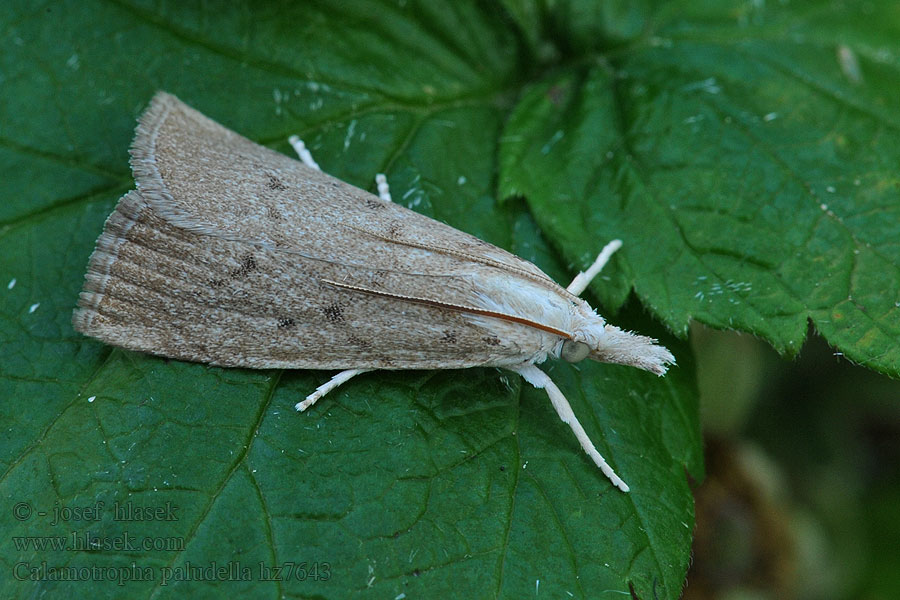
[348,334,373,351]
[230,254,258,278]
[365,198,384,209]
[277,317,296,329]
[266,205,283,220]
[442,330,458,344]
[208,278,225,288]
[323,303,344,323]
[482,336,501,346]
[266,173,288,191]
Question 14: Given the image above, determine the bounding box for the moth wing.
[74,93,569,369]
[132,92,558,291]
[73,191,558,369]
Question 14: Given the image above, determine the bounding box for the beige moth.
[73,92,675,492]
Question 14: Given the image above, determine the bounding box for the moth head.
[563,306,674,375]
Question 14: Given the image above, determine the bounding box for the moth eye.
[561,340,591,363]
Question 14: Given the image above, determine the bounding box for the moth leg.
[510,363,630,492]
[295,368,371,412]
[375,173,392,203]
[566,239,623,297]
[287,135,321,171]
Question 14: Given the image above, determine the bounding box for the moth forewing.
[73,92,675,493]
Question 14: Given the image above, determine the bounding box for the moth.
[73,92,674,492]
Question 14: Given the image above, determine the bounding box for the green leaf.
[501,0,651,56]
[500,1,900,377]
[9,0,893,597]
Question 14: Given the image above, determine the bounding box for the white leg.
[288,135,321,170]
[375,173,392,203]
[295,368,370,412]
[510,363,630,492]
[566,239,623,296]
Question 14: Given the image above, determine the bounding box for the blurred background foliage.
[688,326,900,600]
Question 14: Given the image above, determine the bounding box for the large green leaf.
[500,0,900,377]
[4,0,895,598]
[1,2,699,598]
